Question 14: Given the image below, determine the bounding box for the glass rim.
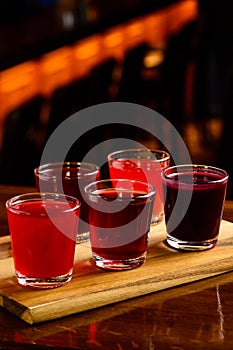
[107,148,170,162]
[84,178,156,199]
[34,161,100,179]
[162,164,229,184]
[6,192,81,213]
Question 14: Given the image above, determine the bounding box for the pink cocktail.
[108,149,170,224]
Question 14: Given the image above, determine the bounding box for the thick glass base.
[76,231,90,244]
[92,252,147,271]
[16,269,73,289]
[151,212,164,225]
[167,234,218,251]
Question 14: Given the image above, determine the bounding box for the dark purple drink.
[162,165,228,251]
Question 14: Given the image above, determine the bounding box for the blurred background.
[0,0,232,198]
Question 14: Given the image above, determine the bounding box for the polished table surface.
[0,184,233,350]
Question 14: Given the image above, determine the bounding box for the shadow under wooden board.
[0,220,233,325]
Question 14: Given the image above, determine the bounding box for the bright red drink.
[6,193,80,288]
[162,165,228,251]
[85,179,155,270]
[108,149,170,224]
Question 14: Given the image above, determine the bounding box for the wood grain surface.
[0,219,233,325]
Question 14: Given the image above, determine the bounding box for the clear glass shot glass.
[6,192,80,289]
[162,164,229,251]
[108,149,170,224]
[34,162,100,243]
[84,179,155,271]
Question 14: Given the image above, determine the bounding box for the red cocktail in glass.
[34,162,100,242]
[6,192,80,288]
[85,179,155,270]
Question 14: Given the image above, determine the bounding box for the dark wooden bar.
[0,184,233,349]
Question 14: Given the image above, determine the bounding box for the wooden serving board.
[0,220,233,325]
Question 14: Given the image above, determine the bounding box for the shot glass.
[34,162,100,243]
[6,192,80,288]
[162,164,229,251]
[108,149,170,224]
[84,179,155,271]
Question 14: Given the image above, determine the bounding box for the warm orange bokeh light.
[38,46,74,96]
[0,0,198,123]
